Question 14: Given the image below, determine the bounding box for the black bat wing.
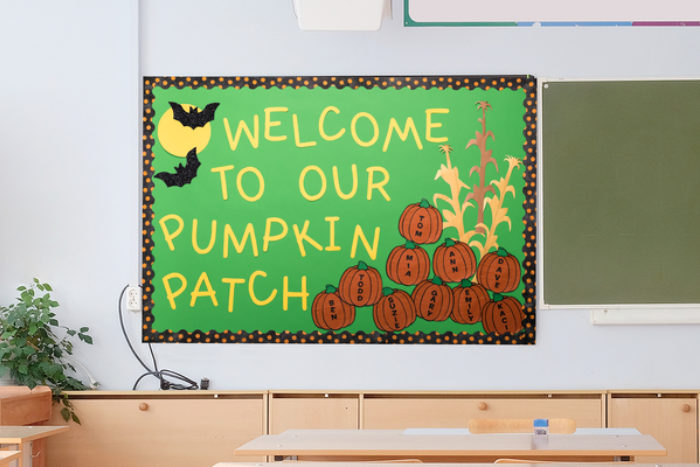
[154,147,200,187]
[169,101,219,129]
[169,101,195,128]
[195,103,220,127]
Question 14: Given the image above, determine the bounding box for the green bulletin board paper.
[542,80,700,305]
[142,75,537,344]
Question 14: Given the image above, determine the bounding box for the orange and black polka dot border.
[142,75,537,345]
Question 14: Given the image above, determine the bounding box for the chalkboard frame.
[539,78,700,321]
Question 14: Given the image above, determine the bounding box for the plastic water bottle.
[533,418,549,448]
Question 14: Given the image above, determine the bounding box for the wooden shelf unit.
[42,389,700,467]
[45,391,266,467]
[608,391,698,463]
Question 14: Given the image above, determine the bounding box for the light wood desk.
[233,429,666,462]
[0,426,69,467]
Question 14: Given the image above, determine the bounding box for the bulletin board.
[142,75,536,344]
[542,80,700,305]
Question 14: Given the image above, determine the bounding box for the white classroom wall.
[0,0,698,391]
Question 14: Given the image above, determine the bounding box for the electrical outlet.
[126,286,141,312]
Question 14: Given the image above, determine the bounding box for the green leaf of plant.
[80,327,89,332]
[81,335,93,345]
[60,407,70,421]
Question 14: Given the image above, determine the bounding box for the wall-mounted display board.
[542,80,700,306]
[404,0,700,26]
[142,75,536,344]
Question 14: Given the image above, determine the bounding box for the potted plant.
[0,278,96,423]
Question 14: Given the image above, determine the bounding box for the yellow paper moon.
[157,104,212,158]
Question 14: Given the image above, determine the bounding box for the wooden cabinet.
[608,392,697,463]
[269,392,359,433]
[40,389,700,466]
[363,392,604,429]
[45,391,266,467]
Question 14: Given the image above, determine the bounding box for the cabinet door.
[609,395,697,462]
[270,393,359,433]
[46,396,266,467]
[363,395,602,429]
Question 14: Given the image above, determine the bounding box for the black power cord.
[118,285,201,390]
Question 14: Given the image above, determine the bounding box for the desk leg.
[19,441,33,467]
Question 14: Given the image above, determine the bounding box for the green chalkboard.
[542,80,700,305]
[142,75,537,343]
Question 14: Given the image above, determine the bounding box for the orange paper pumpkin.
[386,241,431,286]
[398,198,443,244]
[373,288,417,332]
[451,279,490,324]
[412,277,454,322]
[433,238,477,283]
[476,247,521,293]
[338,261,383,307]
[311,285,355,330]
[482,293,525,335]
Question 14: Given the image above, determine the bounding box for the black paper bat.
[169,101,220,129]
[154,147,201,187]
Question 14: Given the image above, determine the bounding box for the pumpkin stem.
[459,279,473,288]
[493,293,504,301]
[382,287,394,296]
[325,284,338,294]
[419,198,431,208]
[404,241,416,249]
[431,276,444,285]
[497,247,509,257]
[445,238,456,247]
[357,261,368,270]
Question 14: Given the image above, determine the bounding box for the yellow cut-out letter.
[299,165,327,201]
[324,216,341,252]
[425,108,449,143]
[236,166,265,202]
[283,275,308,311]
[192,218,217,255]
[222,277,246,312]
[350,112,379,147]
[264,107,288,142]
[223,116,259,150]
[159,214,184,251]
[263,217,288,252]
[366,166,390,201]
[190,272,218,308]
[319,106,344,141]
[249,270,277,306]
[382,117,423,152]
[350,225,381,260]
[223,223,258,258]
[332,164,357,200]
[162,272,187,310]
[292,113,317,148]
[211,165,234,200]
[292,220,323,257]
